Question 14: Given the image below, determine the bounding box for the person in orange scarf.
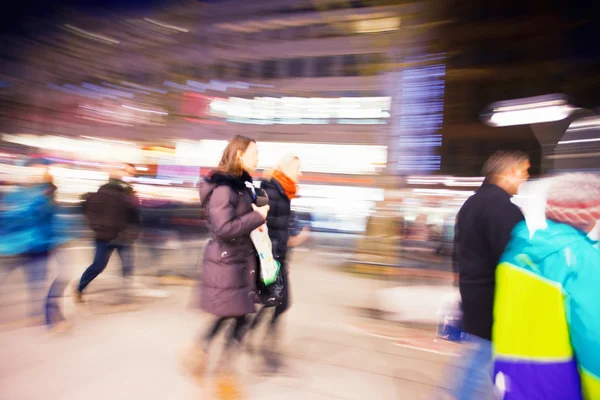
[247,155,308,373]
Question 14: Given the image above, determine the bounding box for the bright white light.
[488,105,574,127]
[2,134,143,163]
[121,104,168,115]
[49,167,109,181]
[175,140,387,174]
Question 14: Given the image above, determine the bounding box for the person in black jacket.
[72,163,140,304]
[452,150,530,399]
[248,155,308,373]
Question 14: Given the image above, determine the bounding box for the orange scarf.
[272,169,297,200]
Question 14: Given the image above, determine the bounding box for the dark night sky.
[0,0,177,33]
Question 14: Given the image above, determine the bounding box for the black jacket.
[84,179,140,242]
[262,178,293,265]
[455,182,524,340]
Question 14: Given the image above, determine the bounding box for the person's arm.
[452,214,460,283]
[487,202,525,263]
[125,191,141,228]
[209,186,265,241]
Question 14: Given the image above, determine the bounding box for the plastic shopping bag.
[436,290,464,342]
[250,224,280,286]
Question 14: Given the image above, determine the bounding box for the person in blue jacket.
[0,161,72,329]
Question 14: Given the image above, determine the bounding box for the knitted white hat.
[545,173,600,231]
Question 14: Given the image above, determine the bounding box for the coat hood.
[508,220,596,264]
[199,170,252,206]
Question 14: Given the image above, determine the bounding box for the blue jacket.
[0,185,72,256]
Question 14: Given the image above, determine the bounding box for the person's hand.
[252,203,270,219]
[288,227,309,247]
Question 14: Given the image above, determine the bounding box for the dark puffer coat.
[261,178,292,264]
[198,170,265,317]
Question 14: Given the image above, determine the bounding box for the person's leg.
[181,316,230,379]
[215,317,247,397]
[0,256,20,288]
[245,305,269,353]
[116,243,134,279]
[249,306,268,330]
[45,248,70,327]
[77,240,113,293]
[203,316,228,349]
[115,243,135,302]
[23,253,49,321]
[450,334,494,400]
[228,315,248,347]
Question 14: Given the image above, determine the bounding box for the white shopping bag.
[250,224,281,286]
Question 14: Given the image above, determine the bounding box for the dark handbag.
[254,187,269,207]
[257,271,284,307]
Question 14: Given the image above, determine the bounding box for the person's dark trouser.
[46,277,68,326]
[1,253,49,320]
[78,240,134,293]
[203,315,248,350]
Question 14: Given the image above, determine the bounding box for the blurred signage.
[208,96,391,124]
[180,92,214,118]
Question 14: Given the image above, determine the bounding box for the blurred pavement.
[0,245,471,400]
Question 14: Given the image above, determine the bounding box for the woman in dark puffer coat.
[182,135,270,381]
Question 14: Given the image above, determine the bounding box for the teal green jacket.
[493,220,600,399]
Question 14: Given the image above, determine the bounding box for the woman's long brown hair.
[216,135,256,177]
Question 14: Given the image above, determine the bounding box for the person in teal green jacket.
[493,173,600,400]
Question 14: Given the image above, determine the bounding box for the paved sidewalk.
[0,245,479,400]
[0,285,467,400]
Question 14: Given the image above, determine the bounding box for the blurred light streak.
[412,188,474,197]
[102,82,151,95]
[64,24,120,44]
[80,116,134,127]
[183,118,226,125]
[407,176,484,187]
[120,81,168,94]
[143,18,189,33]
[557,138,600,145]
[80,136,136,146]
[354,17,400,33]
[121,105,168,115]
[569,117,600,130]
[82,83,135,98]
